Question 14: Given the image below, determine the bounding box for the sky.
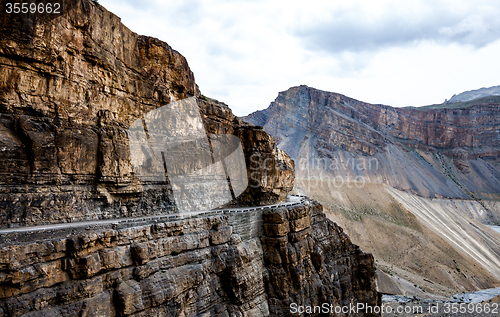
[98,0,500,116]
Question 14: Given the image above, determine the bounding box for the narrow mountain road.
[0,195,306,235]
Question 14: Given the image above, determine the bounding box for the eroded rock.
[0,0,293,228]
[0,197,381,316]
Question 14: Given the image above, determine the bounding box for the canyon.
[244,85,500,297]
[0,0,380,316]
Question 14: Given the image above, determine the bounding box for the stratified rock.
[198,97,295,207]
[0,2,378,317]
[244,85,500,200]
[0,0,293,228]
[262,201,381,316]
[0,197,380,317]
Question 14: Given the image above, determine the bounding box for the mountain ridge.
[409,95,500,111]
[243,84,500,296]
[446,85,500,103]
[244,85,500,200]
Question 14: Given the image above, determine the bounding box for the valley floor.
[382,290,500,317]
[294,180,500,298]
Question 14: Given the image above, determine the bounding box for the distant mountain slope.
[243,85,500,296]
[243,85,500,201]
[447,85,500,103]
[410,96,500,111]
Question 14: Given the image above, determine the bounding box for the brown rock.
[210,226,233,245]
[0,0,293,228]
[131,243,150,266]
[289,216,311,232]
[0,197,379,316]
[261,200,381,317]
[263,222,290,237]
[115,280,145,315]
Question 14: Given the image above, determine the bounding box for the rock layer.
[244,85,500,200]
[0,2,379,316]
[0,197,380,317]
[0,0,293,228]
[243,85,500,297]
[262,200,380,316]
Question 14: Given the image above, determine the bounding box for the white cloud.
[295,0,500,52]
[98,0,500,115]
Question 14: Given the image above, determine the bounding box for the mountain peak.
[243,85,500,199]
[446,85,500,103]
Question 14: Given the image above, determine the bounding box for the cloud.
[98,0,500,116]
[108,0,204,28]
[293,0,500,53]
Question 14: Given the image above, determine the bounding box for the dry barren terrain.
[294,180,500,297]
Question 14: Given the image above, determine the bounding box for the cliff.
[0,0,293,228]
[0,1,380,316]
[0,197,380,317]
[244,85,500,201]
[244,85,500,297]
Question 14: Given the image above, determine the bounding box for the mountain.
[244,85,500,296]
[446,85,500,103]
[244,85,500,202]
[409,95,500,111]
[0,0,296,228]
[0,1,380,316]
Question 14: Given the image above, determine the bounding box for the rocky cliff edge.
[0,197,380,317]
[0,0,293,228]
[0,1,380,316]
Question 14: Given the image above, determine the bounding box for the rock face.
[0,0,293,228]
[243,85,500,297]
[262,200,380,316]
[199,98,295,208]
[0,1,380,316]
[244,85,500,201]
[0,197,380,317]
